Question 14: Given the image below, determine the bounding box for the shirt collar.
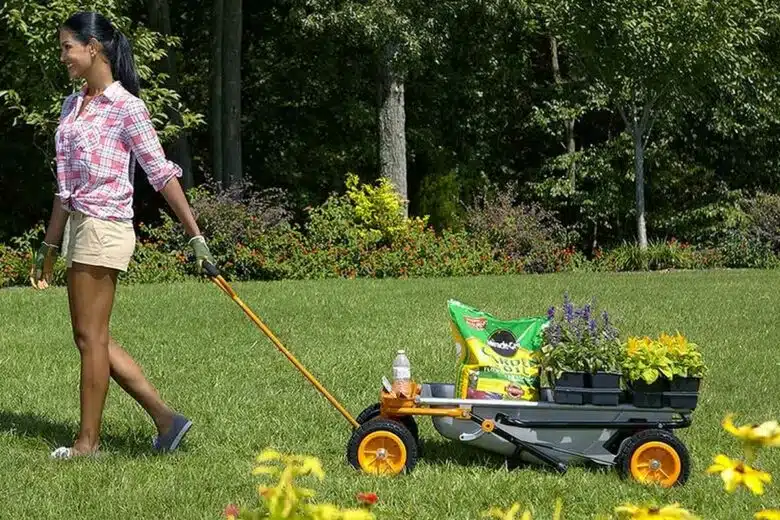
[78,80,122,101]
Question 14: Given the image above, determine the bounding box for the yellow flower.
[341,509,376,520]
[659,332,687,352]
[553,498,562,520]
[307,504,375,520]
[707,454,772,495]
[308,504,342,520]
[251,465,280,476]
[614,503,699,519]
[753,421,780,447]
[626,336,654,355]
[483,503,532,520]
[756,511,780,520]
[256,448,283,462]
[299,454,326,480]
[724,414,780,446]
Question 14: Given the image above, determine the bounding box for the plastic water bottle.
[392,350,412,397]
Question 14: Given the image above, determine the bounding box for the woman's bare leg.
[108,337,175,435]
[61,262,189,457]
[66,262,116,455]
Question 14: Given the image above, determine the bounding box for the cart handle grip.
[202,260,220,278]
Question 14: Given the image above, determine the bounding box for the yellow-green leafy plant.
[657,332,706,379]
[621,336,675,384]
[344,173,428,244]
[225,448,376,520]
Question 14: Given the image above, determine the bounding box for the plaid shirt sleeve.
[122,98,182,192]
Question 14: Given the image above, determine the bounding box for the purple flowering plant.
[539,292,623,381]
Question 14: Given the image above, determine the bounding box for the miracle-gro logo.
[486,329,518,357]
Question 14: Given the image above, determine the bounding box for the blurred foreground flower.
[224,504,240,520]
[482,503,531,520]
[755,511,780,520]
[614,503,699,519]
[707,454,772,495]
[225,448,376,519]
[482,499,562,520]
[723,414,780,461]
[356,492,378,506]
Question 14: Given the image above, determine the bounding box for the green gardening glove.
[189,235,216,275]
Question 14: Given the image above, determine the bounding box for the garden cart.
[203,263,695,488]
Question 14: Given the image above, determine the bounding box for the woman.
[30,11,215,459]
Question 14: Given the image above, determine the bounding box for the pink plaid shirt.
[55,81,181,221]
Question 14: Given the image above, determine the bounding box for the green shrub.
[464,182,570,274]
[120,241,189,285]
[138,179,295,279]
[741,192,780,254]
[305,173,429,250]
[717,229,780,269]
[418,170,465,232]
[4,176,780,289]
[595,240,703,271]
[0,222,66,289]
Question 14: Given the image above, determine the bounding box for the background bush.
[2,177,779,290]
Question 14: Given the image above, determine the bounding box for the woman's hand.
[31,198,69,289]
[30,242,59,289]
[189,235,216,273]
[159,177,216,274]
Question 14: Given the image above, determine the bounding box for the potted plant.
[621,336,675,408]
[660,332,706,391]
[659,332,705,409]
[585,335,624,405]
[540,293,623,405]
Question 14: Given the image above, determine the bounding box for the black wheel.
[355,403,421,450]
[616,429,691,487]
[347,418,419,475]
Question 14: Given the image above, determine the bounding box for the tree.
[0,0,203,177]
[298,0,460,215]
[222,0,243,186]
[145,0,194,189]
[545,0,780,249]
[211,0,224,186]
[208,0,242,188]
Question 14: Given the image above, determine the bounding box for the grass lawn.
[1,269,779,519]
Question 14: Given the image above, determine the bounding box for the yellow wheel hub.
[630,441,681,487]
[357,430,407,475]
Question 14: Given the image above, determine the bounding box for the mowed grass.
[1,270,779,519]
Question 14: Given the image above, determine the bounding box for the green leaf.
[641,368,658,384]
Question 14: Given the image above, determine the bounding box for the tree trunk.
[222,0,242,186]
[378,41,408,216]
[549,35,576,189]
[211,0,224,187]
[633,126,648,249]
[566,118,576,187]
[146,0,193,189]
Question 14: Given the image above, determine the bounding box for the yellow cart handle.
[202,261,360,429]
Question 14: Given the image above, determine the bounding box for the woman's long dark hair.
[62,12,140,96]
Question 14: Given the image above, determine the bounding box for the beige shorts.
[65,211,136,272]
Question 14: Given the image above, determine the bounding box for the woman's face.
[59,28,93,79]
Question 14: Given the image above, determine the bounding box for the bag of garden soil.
[448,300,547,401]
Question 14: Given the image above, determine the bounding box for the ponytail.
[62,12,141,97]
[110,30,140,97]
